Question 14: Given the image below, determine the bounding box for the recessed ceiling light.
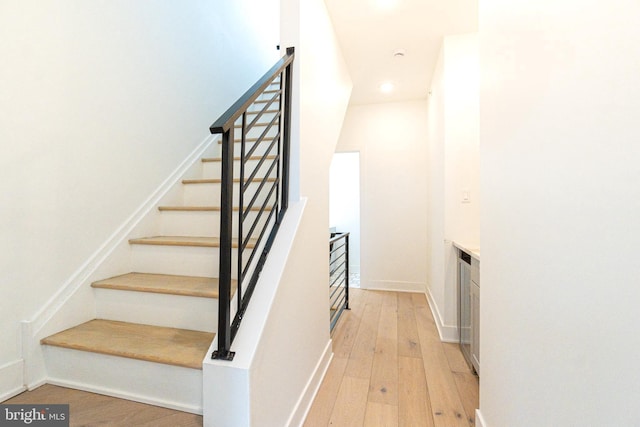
[379,82,394,94]
[393,49,406,58]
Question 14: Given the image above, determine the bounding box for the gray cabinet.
[471,277,480,374]
[458,253,472,365]
[459,251,480,375]
[470,257,480,375]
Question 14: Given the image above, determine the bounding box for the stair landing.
[41,319,214,369]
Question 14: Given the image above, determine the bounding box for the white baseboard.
[47,379,202,415]
[363,280,426,293]
[46,378,201,414]
[0,359,25,402]
[27,379,46,392]
[426,288,458,343]
[287,340,333,427]
[476,409,486,427]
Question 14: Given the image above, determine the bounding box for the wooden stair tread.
[41,319,214,369]
[91,272,237,299]
[158,206,271,212]
[201,155,277,162]
[129,235,256,249]
[182,177,277,184]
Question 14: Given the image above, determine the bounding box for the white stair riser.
[94,288,217,332]
[217,139,280,160]
[129,244,262,279]
[243,110,279,121]
[43,346,204,414]
[182,181,278,206]
[131,245,223,277]
[202,157,278,178]
[245,121,280,136]
[247,104,279,114]
[159,210,270,237]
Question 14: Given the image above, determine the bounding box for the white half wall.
[336,101,429,292]
[480,1,640,425]
[426,33,479,338]
[248,201,333,427]
[0,0,279,397]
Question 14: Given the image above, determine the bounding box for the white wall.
[0,0,279,398]
[336,101,429,292]
[330,152,361,275]
[427,46,448,336]
[443,34,480,246]
[426,33,479,340]
[479,1,640,425]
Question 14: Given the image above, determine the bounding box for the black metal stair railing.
[329,231,350,332]
[209,47,294,360]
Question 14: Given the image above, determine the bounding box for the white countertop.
[452,241,480,261]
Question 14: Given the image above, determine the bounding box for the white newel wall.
[0,0,279,398]
[336,101,429,292]
[480,1,640,425]
[426,33,479,341]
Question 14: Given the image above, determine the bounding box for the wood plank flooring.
[3,384,202,427]
[304,288,479,427]
[7,289,476,426]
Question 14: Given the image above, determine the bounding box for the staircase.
[39,75,286,414]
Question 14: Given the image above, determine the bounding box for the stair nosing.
[181,177,277,185]
[201,155,277,163]
[128,235,255,249]
[158,206,271,212]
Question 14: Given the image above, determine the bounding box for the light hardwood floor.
[304,288,478,427]
[3,289,476,427]
[3,384,202,426]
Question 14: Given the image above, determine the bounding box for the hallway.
[304,289,478,426]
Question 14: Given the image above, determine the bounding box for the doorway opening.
[329,151,361,287]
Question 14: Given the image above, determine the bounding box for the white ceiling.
[324,0,478,105]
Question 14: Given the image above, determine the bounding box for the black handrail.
[329,232,350,332]
[210,47,294,360]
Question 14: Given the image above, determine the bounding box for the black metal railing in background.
[210,47,294,360]
[329,232,350,332]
